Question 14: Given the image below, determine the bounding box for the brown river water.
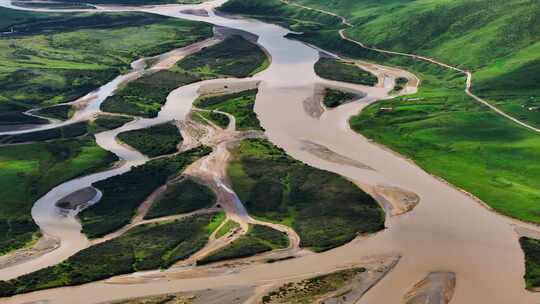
[0,0,538,303]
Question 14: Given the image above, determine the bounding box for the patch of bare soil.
[0,235,60,271]
[301,140,374,170]
[373,184,420,216]
[56,187,98,210]
[102,286,255,304]
[197,80,260,97]
[180,9,209,17]
[403,272,456,304]
[257,255,400,304]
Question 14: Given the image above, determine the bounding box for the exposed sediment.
[403,272,456,304]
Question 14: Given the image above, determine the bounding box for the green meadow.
[0,7,213,128]
[0,138,117,254]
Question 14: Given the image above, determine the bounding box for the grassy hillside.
[0,7,213,129]
[219,0,540,225]
[0,138,117,254]
[226,0,540,127]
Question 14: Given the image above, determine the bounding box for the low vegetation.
[178,35,268,78]
[228,139,384,252]
[0,7,213,129]
[520,237,540,289]
[215,219,240,238]
[392,77,409,93]
[34,104,74,121]
[218,0,342,32]
[0,139,117,254]
[323,88,356,108]
[315,58,377,86]
[117,123,181,158]
[144,179,216,220]
[0,213,222,296]
[100,70,201,117]
[261,267,367,304]
[195,89,262,130]
[90,114,134,133]
[102,35,268,118]
[197,224,288,265]
[195,111,230,129]
[80,146,212,238]
[0,122,88,144]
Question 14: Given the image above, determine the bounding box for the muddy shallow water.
[0,0,538,303]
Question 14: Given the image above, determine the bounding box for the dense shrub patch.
[144,179,216,219]
[228,139,384,252]
[0,213,221,296]
[80,146,212,238]
[117,123,182,157]
[315,58,377,86]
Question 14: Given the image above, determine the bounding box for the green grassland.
[101,35,268,118]
[520,237,540,289]
[228,139,384,252]
[117,123,181,158]
[194,89,262,130]
[80,146,211,238]
[144,179,216,219]
[90,115,134,133]
[197,224,289,265]
[323,88,356,108]
[0,7,213,128]
[0,139,117,254]
[218,0,540,228]
[215,219,240,238]
[0,212,222,297]
[315,58,377,86]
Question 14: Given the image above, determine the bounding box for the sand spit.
[0,235,59,272]
[198,80,260,97]
[403,272,456,304]
[179,8,209,17]
[302,84,365,119]
[101,285,255,304]
[373,184,420,216]
[301,140,374,170]
[55,187,98,210]
[256,255,400,304]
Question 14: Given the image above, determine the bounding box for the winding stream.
[0,0,538,303]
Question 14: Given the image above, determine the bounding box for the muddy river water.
[0,0,538,303]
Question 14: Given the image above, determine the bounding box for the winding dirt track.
[279,0,540,134]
